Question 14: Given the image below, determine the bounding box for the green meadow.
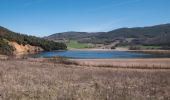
[66,40,94,49]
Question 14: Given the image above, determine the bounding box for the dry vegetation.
[0,56,170,100]
[131,50,170,55]
[75,58,170,69]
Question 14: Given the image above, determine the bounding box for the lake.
[30,50,170,59]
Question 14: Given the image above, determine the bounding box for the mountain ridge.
[45,23,170,46]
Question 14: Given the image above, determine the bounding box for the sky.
[0,0,170,37]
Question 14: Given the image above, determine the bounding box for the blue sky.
[0,0,170,37]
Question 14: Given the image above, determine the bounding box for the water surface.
[30,50,170,59]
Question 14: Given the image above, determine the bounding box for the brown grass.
[131,50,170,55]
[46,57,79,65]
[75,58,170,69]
[0,58,170,100]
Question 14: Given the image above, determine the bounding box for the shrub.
[111,46,116,49]
[0,39,14,55]
[129,45,141,50]
[47,57,79,65]
[160,46,170,50]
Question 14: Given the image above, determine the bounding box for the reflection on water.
[29,50,170,59]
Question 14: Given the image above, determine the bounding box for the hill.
[46,24,170,48]
[0,26,67,55]
[45,31,104,43]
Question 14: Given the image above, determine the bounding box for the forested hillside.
[46,24,170,46]
[0,26,67,55]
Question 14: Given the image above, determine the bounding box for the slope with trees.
[0,26,67,55]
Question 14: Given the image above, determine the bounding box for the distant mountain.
[46,32,92,40]
[0,26,66,55]
[98,24,170,39]
[46,24,170,46]
[45,31,105,42]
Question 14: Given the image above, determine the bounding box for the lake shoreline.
[68,48,170,55]
[1,54,170,69]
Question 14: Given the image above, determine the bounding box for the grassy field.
[66,40,94,49]
[0,56,170,100]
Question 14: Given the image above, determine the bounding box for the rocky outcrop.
[8,42,44,55]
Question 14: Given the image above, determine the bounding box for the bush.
[160,46,170,50]
[47,57,79,65]
[0,39,14,55]
[129,45,141,50]
[111,46,116,49]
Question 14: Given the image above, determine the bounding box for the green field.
[66,40,94,49]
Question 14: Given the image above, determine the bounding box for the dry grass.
[46,57,79,65]
[75,58,170,69]
[0,58,170,100]
[131,50,170,55]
